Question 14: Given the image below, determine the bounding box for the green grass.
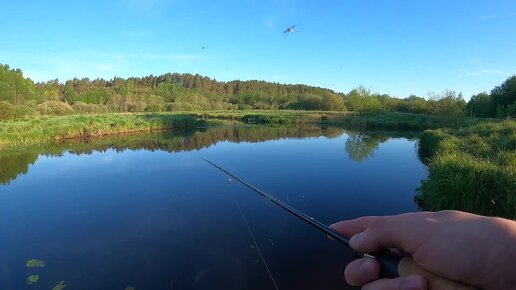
[416,120,516,218]
[0,113,216,149]
[0,110,347,149]
[189,110,347,125]
[322,112,442,130]
[0,110,440,150]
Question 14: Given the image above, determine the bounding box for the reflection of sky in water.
[0,129,427,290]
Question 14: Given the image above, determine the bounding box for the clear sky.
[1,0,515,99]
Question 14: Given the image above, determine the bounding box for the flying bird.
[283,25,296,34]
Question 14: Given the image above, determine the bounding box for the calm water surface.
[0,126,427,290]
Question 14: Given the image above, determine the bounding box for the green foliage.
[26,274,40,285]
[326,112,441,130]
[0,101,15,120]
[0,113,213,148]
[38,101,75,116]
[41,80,62,102]
[382,95,433,114]
[52,281,66,290]
[321,94,347,111]
[0,125,346,185]
[428,90,466,126]
[26,259,46,268]
[496,101,516,119]
[72,101,109,114]
[1,63,514,124]
[0,152,38,185]
[345,133,388,162]
[0,64,352,116]
[465,75,516,119]
[417,120,516,218]
[346,86,383,116]
[467,92,494,117]
[491,75,516,113]
[13,103,38,119]
[0,64,36,104]
[167,102,203,111]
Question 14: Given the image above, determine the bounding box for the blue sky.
[1,0,515,99]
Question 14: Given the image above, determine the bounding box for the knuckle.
[369,217,388,230]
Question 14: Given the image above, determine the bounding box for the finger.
[330,216,379,238]
[348,215,423,253]
[362,275,427,290]
[344,258,381,286]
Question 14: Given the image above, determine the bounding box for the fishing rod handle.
[373,251,480,290]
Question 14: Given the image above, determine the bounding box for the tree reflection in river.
[344,133,389,163]
[0,125,419,185]
[0,125,344,185]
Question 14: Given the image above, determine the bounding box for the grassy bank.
[322,112,442,130]
[0,110,345,149]
[0,111,451,149]
[190,110,347,125]
[416,120,516,218]
[0,113,216,149]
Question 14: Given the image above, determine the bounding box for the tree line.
[0,63,514,121]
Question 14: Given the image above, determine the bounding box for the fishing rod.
[203,158,478,290]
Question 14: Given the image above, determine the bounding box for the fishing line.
[226,178,280,290]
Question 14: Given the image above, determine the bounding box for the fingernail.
[359,259,376,276]
[401,276,426,290]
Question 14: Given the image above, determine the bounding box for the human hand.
[330,210,516,290]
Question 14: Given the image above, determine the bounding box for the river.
[0,125,427,290]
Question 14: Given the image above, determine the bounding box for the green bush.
[13,104,38,119]
[146,104,165,112]
[167,102,203,111]
[0,101,15,120]
[37,101,74,116]
[0,113,211,148]
[73,102,109,114]
[238,104,253,110]
[417,120,516,218]
[417,153,515,218]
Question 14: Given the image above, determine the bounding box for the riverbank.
[416,119,516,218]
[0,113,217,149]
[0,110,461,149]
[321,112,442,130]
[0,110,352,149]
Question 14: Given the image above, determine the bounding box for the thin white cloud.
[460,69,506,76]
[476,12,516,21]
[7,50,209,82]
[470,58,481,64]
[476,15,494,21]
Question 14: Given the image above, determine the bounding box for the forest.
[1,63,515,121]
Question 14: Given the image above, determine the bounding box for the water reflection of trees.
[0,126,344,185]
[344,133,389,162]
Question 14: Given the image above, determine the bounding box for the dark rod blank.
[203,158,403,279]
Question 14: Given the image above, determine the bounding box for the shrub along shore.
[0,110,343,149]
[417,120,516,218]
[0,111,444,149]
[0,113,215,149]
